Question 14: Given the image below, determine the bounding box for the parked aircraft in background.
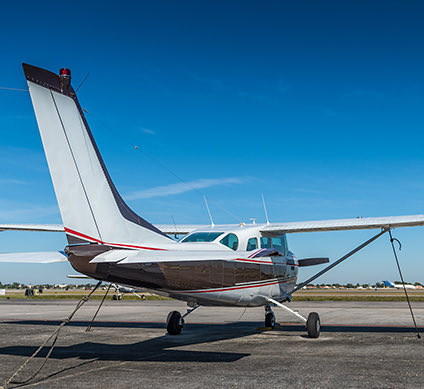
[1,64,424,338]
[384,281,417,290]
[67,274,146,300]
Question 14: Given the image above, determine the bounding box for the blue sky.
[0,0,424,284]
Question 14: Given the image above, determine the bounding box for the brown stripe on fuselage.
[65,243,110,279]
[65,244,297,291]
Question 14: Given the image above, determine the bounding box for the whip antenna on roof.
[262,194,270,225]
[0,86,28,92]
[171,215,178,238]
[204,195,215,227]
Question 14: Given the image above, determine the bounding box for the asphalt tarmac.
[0,300,423,388]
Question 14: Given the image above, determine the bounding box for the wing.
[2,214,424,236]
[0,223,202,235]
[0,224,64,232]
[154,225,206,235]
[0,251,68,263]
[261,214,424,234]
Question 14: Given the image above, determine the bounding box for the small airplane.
[1,63,424,338]
[383,281,417,290]
[67,274,147,300]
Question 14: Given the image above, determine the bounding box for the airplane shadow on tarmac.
[0,320,422,387]
[0,321,256,363]
[1,320,422,363]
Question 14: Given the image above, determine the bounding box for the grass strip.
[292,295,424,302]
[0,294,172,301]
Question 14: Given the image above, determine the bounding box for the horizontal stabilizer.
[90,249,284,265]
[297,257,329,267]
[67,274,92,279]
[0,224,64,232]
[0,251,67,263]
[90,250,248,264]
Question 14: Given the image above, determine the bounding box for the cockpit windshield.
[181,232,224,243]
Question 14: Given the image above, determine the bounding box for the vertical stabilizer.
[23,63,172,248]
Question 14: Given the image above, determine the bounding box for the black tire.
[306,312,320,338]
[167,311,184,335]
[265,311,276,329]
[117,294,122,300]
[112,294,117,300]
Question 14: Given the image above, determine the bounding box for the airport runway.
[0,300,423,388]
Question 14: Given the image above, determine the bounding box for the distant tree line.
[0,282,98,289]
[1,281,422,290]
[300,281,423,288]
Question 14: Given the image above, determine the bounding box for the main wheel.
[167,311,184,335]
[265,311,276,329]
[306,312,320,338]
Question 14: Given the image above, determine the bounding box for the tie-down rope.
[1,281,104,389]
[388,230,421,339]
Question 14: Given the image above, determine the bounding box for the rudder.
[23,64,172,248]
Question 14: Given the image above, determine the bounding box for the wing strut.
[283,228,421,338]
[286,228,388,297]
[268,298,307,322]
[265,229,388,330]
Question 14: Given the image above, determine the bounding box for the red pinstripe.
[183,277,296,294]
[64,227,166,251]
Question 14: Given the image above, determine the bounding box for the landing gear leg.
[166,304,200,335]
[267,298,321,338]
[265,305,276,329]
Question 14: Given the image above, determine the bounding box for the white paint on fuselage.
[174,223,288,253]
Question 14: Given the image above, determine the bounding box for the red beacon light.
[59,68,71,92]
[59,68,71,77]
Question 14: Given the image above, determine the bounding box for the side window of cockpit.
[260,237,285,255]
[220,233,239,251]
[246,237,258,251]
[271,237,285,255]
[260,237,272,249]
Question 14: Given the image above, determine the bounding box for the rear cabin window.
[246,237,258,251]
[181,232,223,242]
[220,233,239,251]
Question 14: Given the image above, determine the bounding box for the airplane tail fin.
[23,64,172,248]
[383,281,394,288]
